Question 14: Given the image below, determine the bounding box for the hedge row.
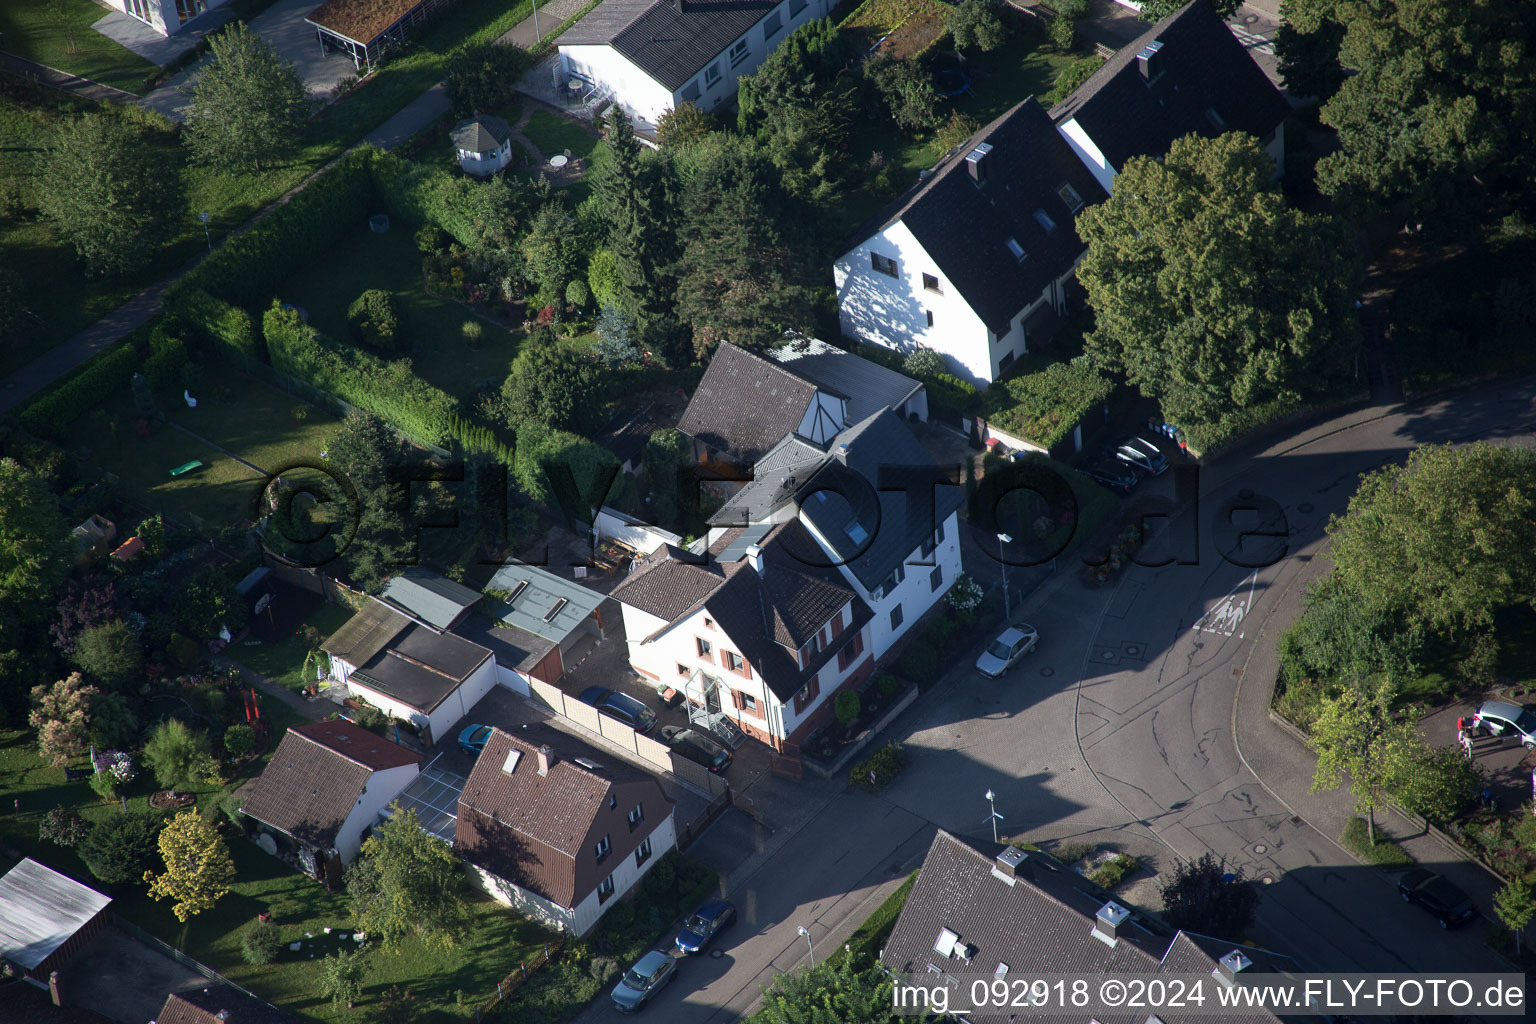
[450,413,516,464]
[20,344,143,440]
[983,358,1113,450]
[162,285,262,363]
[184,149,381,306]
[262,303,460,448]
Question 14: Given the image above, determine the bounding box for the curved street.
[588,375,1536,1024]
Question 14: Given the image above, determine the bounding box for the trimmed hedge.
[262,302,460,448]
[984,358,1113,450]
[162,285,263,363]
[20,343,143,440]
[346,289,404,352]
[850,742,907,792]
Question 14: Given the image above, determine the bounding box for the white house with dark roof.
[885,831,1307,1024]
[833,97,1110,386]
[451,115,513,177]
[101,0,225,38]
[556,0,837,128]
[1048,1,1291,194]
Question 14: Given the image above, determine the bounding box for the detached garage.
[0,859,112,982]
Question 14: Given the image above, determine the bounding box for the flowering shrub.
[96,749,136,784]
[535,304,558,327]
[946,573,983,613]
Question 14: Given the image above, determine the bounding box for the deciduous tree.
[143,719,209,795]
[72,619,143,689]
[29,672,99,767]
[443,41,532,116]
[497,329,605,435]
[1323,442,1536,634]
[1076,132,1359,426]
[1158,852,1260,939]
[758,954,894,1024]
[1137,0,1241,20]
[346,805,469,950]
[325,411,408,590]
[320,947,368,1008]
[184,22,308,173]
[1274,0,1345,103]
[143,809,236,921]
[948,0,1006,59]
[1309,677,1414,844]
[656,102,715,148]
[37,114,181,278]
[1385,738,1481,825]
[1494,879,1535,955]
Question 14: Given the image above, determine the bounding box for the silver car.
[1472,700,1536,749]
[975,625,1040,677]
[611,950,676,1012]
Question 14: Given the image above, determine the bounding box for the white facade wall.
[332,761,420,863]
[802,510,963,659]
[465,813,678,937]
[560,45,676,126]
[458,142,512,176]
[834,222,994,386]
[491,660,533,696]
[594,507,684,556]
[775,608,872,738]
[570,812,677,936]
[104,0,228,37]
[346,655,497,747]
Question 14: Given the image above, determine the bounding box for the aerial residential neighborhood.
[1,0,1534,1023]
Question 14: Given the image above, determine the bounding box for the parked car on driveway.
[457,724,492,756]
[611,950,676,1012]
[1110,436,1169,476]
[578,686,658,734]
[674,898,737,954]
[1396,868,1477,929]
[1471,700,1536,749]
[975,625,1039,677]
[659,725,732,773]
[1079,458,1139,495]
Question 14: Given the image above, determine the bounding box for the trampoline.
[935,69,971,97]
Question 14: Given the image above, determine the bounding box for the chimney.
[536,745,553,776]
[964,142,993,184]
[1214,950,1252,986]
[673,0,685,12]
[992,845,1029,883]
[1136,40,1164,81]
[745,544,764,575]
[1091,900,1131,946]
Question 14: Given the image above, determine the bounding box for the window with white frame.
[635,836,653,866]
[598,874,615,901]
[705,62,722,87]
[681,79,701,102]
[729,38,750,67]
[628,803,644,829]
[595,834,611,862]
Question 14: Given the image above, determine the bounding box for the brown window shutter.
[730,689,742,710]
[830,611,845,638]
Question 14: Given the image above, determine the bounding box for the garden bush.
[39,807,91,847]
[161,286,263,363]
[851,742,907,792]
[923,616,956,648]
[461,319,485,349]
[20,344,142,440]
[983,358,1114,450]
[1088,854,1139,889]
[877,674,904,698]
[223,724,255,757]
[89,770,120,802]
[1339,817,1416,868]
[143,325,190,393]
[78,810,165,885]
[241,920,281,965]
[346,289,404,352]
[1386,740,1481,824]
[894,642,939,683]
[835,689,861,725]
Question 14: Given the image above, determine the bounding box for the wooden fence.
[477,934,566,1017]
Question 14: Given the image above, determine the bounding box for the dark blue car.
[674,898,736,954]
[578,686,658,735]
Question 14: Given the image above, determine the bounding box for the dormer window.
[844,521,868,545]
[1033,209,1057,233]
[1005,238,1027,262]
[1057,183,1084,212]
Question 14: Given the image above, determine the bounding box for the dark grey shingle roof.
[449,115,511,154]
[846,98,1109,337]
[796,410,964,591]
[381,567,483,629]
[590,0,779,93]
[677,342,819,462]
[771,336,923,426]
[350,622,493,713]
[1047,1,1291,173]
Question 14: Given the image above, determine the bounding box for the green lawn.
[233,603,355,692]
[0,729,551,1023]
[58,375,340,527]
[522,108,600,162]
[272,225,525,400]
[0,0,159,94]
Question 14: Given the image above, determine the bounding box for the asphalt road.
[583,377,1536,1022]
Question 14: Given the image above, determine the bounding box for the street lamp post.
[797,925,815,966]
[531,0,540,44]
[997,533,1012,619]
[985,789,1002,844]
[198,211,211,252]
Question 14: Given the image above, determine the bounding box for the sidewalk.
[0,49,142,103]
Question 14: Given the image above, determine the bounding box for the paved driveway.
[62,924,208,1024]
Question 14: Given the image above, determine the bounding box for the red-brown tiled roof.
[154,986,301,1024]
[291,719,424,771]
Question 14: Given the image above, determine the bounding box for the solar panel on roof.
[718,522,772,562]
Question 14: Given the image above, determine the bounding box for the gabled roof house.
[557,0,838,129]
[885,831,1306,1024]
[456,724,677,936]
[613,396,963,753]
[153,986,302,1024]
[381,567,482,630]
[241,719,423,880]
[321,598,497,748]
[1049,1,1292,196]
[833,97,1109,386]
[451,563,609,691]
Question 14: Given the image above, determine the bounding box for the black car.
[674,898,737,954]
[1109,436,1169,476]
[1079,458,1139,495]
[1397,868,1477,929]
[578,687,658,735]
[659,725,732,773]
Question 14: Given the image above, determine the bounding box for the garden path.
[218,655,329,723]
[0,48,141,102]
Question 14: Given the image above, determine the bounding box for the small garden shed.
[450,115,514,176]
